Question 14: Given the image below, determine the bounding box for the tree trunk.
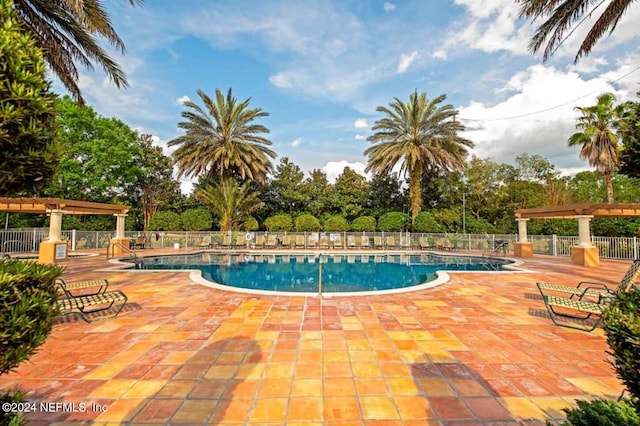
[409,166,422,228]
[605,171,614,203]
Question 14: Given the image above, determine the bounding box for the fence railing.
[1,229,639,260]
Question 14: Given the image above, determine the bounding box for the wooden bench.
[57,278,109,298]
[56,290,128,323]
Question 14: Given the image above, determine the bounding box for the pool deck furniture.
[57,278,109,298]
[538,259,640,332]
[133,236,147,249]
[56,290,128,323]
[198,236,213,249]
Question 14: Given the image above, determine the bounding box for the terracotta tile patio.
[1,250,629,425]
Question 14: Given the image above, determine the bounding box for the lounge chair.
[56,278,128,322]
[419,237,433,250]
[234,234,246,248]
[295,235,306,249]
[57,291,128,323]
[319,234,329,249]
[265,235,278,249]
[347,235,356,249]
[372,236,382,249]
[198,235,213,249]
[133,236,147,249]
[361,236,370,249]
[221,235,232,248]
[385,236,397,248]
[538,259,640,331]
[282,235,294,249]
[255,235,266,248]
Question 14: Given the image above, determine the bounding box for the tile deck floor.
[0,249,630,425]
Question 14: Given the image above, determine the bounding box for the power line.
[459,63,640,122]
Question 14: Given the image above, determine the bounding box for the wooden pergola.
[514,203,640,266]
[0,197,131,264]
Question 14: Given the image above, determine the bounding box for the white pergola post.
[576,215,594,247]
[516,218,529,243]
[114,214,127,238]
[48,209,64,242]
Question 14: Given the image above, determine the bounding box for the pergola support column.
[571,215,599,267]
[514,218,533,257]
[110,214,131,256]
[38,209,67,264]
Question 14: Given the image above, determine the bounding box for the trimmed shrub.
[324,215,349,232]
[149,211,182,231]
[464,216,498,234]
[181,208,212,231]
[243,216,259,231]
[351,216,376,232]
[377,212,410,232]
[413,211,444,233]
[0,391,24,426]
[554,399,640,426]
[295,214,321,232]
[0,260,63,375]
[603,286,640,408]
[264,214,293,232]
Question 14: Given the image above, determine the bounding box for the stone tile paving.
[0,251,629,425]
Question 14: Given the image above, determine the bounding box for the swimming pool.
[134,253,513,294]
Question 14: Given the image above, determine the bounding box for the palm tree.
[568,92,622,203]
[196,177,264,231]
[365,91,473,225]
[518,0,636,62]
[14,0,142,103]
[169,88,275,183]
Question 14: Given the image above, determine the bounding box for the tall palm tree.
[196,177,264,231]
[14,0,142,103]
[568,92,622,203]
[365,91,473,225]
[169,88,275,183]
[518,0,636,62]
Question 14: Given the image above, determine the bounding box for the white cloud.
[322,161,368,183]
[354,118,369,129]
[432,49,447,60]
[291,138,301,147]
[457,63,637,172]
[175,95,191,105]
[354,134,366,140]
[397,51,418,74]
[269,73,293,88]
[383,2,396,12]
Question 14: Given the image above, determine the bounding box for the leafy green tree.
[351,216,376,232]
[169,88,275,183]
[413,211,445,233]
[181,208,212,231]
[366,172,406,217]
[295,214,321,232]
[149,211,182,231]
[332,167,369,220]
[264,214,293,232]
[0,0,58,195]
[13,0,142,103]
[196,177,264,231]
[377,211,410,232]
[46,96,143,202]
[518,0,637,62]
[135,134,181,230]
[324,215,349,232]
[243,216,259,231]
[366,91,473,225]
[618,96,640,179]
[262,157,307,217]
[569,93,623,203]
[300,169,333,218]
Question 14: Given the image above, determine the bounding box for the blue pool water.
[136,253,512,293]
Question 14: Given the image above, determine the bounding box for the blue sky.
[67,0,640,192]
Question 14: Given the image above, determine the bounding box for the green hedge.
[295,214,321,232]
[264,214,293,232]
[324,215,349,232]
[351,216,376,232]
[377,212,410,232]
[0,260,63,375]
[181,208,212,231]
[149,211,182,231]
[413,211,444,233]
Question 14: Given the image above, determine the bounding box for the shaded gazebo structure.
[515,203,640,266]
[0,198,130,264]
